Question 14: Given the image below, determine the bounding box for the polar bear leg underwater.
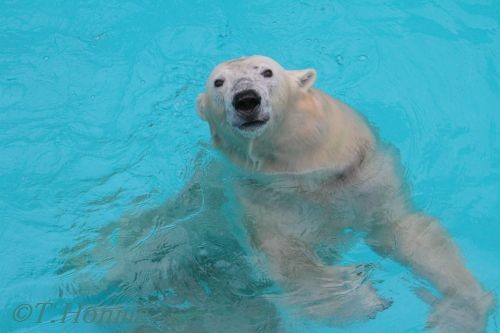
[196,55,494,330]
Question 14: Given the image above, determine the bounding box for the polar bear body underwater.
[196,55,493,332]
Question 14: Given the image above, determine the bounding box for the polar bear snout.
[230,89,270,132]
[232,89,261,114]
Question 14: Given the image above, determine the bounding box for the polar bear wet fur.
[196,55,493,332]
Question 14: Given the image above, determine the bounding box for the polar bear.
[196,55,494,332]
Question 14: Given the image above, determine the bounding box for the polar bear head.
[196,56,374,173]
[196,55,316,140]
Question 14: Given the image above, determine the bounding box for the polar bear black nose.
[232,89,261,114]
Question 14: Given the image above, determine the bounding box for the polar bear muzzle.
[232,89,261,114]
[231,89,270,131]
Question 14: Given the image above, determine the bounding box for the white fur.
[197,55,494,331]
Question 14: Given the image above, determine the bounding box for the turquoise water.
[1,1,499,332]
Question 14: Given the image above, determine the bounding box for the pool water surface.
[0,1,499,332]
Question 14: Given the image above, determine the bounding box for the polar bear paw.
[427,292,495,333]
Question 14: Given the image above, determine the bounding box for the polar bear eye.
[214,79,224,88]
[261,69,273,78]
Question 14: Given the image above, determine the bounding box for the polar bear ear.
[196,93,207,120]
[289,69,317,91]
